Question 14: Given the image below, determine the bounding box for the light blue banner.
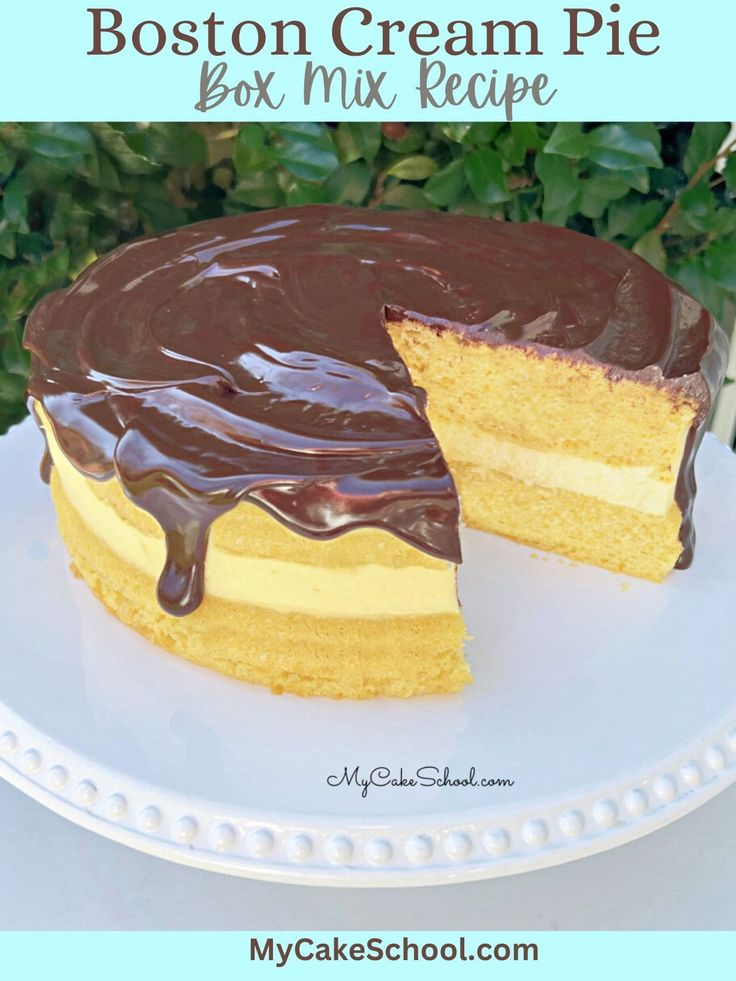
[1,931,736,978]
[0,1,733,121]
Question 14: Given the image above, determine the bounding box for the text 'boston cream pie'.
[24,206,728,698]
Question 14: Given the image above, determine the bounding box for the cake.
[24,206,728,698]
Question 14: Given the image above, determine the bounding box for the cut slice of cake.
[388,320,711,582]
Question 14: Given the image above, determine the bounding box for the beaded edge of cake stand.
[1,704,735,886]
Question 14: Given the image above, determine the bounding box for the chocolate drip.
[673,312,731,567]
[156,504,220,616]
[29,400,53,484]
[674,424,699,570]
[39,445,52,485]
[23,206,729,613]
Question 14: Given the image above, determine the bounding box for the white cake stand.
[1,418,735,886]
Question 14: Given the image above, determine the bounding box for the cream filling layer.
[433,419,687,516]
[42,416,458,619]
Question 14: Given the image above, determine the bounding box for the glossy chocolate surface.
[24,206,728,614]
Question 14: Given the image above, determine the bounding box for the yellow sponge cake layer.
[455,465,684,581]
[389,321,697,582]
[40,408,468,697]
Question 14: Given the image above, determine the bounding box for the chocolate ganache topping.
[24,205,728,615]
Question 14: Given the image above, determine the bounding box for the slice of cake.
[387,309,722,582]
[24,206,728,698]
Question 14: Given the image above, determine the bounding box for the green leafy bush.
[1,120,734,434]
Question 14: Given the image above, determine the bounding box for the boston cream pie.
[24,205,728,698]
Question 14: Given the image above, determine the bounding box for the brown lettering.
[482,19,542,56]
[409,21,440,56]
[630,20,660,55]
[272,20,310,56]
[564,7,604,54]
[332,7,372,56]
[172,21,198,56]
[131,21,166,56]
[232,21,267,56]
[87,7,125,55]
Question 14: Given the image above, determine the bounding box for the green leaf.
[0,371,25,402]
[16,231,51,265]
[233,124,272,175]
[579,173,631,218]
[702,237,736,290]
[335,123,382,164]
[496,123,541,166]
[464,148,509,205]
[607,196,666,240]
[544,123,588,160]
[678,182,717,233]
[709,208,736,236]
[2,328,27,376]
[466,123,505,146]
[2,174,29,231]
[616,167,651,194]
[7,246,70,309]
[382,124,426,153]
[535,153,579,217]
[71,150,101,186]
[723,154,736,194]
[285,180,329,207]
[424,159,467,207]
[448,196,493,218]
[77,184,123,224]
[136,196,188,232]
[0,143,18,178]
[96,150,121,192]
[543,207,574,227]
[0,220,15,259]
[586,123,663,171]
[91,123,161,175]
[24,122,95,160]
[385,155,438,181]
[674,256,726,320]
[0,398,28,433]
[380,184,430,210]
[684,123,730,178]
[147,123,207,169]
[438,123,472,144]
[325,162,372,206]
[632,229,667,272]
[49,192,93,248]
[650,165,681,196]
[269,123,339,182]
[228,171,284,209]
